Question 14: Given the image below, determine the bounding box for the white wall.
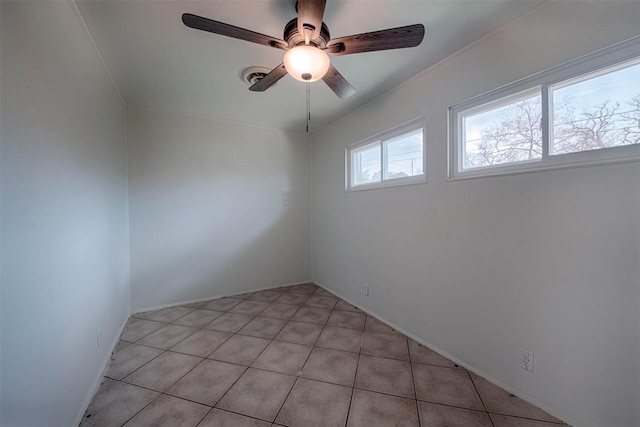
[311,2,640,426]
[127,107,310,310]
[1,1,130,426]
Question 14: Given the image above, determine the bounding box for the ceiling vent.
[241,67,273,86]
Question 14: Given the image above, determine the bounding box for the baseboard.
[131,280,312,314]
[73,311,130,427]
[312,281,576,427]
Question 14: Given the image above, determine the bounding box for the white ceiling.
[76,0,548,133]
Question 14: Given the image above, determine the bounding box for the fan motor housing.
[284,18,330,48]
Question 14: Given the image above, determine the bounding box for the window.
[347,119,425,190]
[450,37,640,178]
[461,89,542,170]
[550,62,640,155]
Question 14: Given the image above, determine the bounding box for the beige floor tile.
[413,364,484,410]
[207,334,270,366]
[316,326,363,353]
[95,377,118,394]
[301,347,358,386]
[234,291,255,299]
[120,318,165,342]
[238,316,287,339]
[361,332,409,360]
[199,409,270,427]
[471,373,562,423]
[327,310,366,329]
[122,394,209,427]
[304,295,339,309]
[172,309,223,328]
[137,324,198,349]
[251,341,312,375]
[123,351,202,392]
[275,321,323,345]
[312,287,336,297]
[166,359,246,406]
[249,290,284,302]
[216,368,296,422]
[275,378,352,427]
[204,312,253,333]
[364,315,400,335]
[228,300,270,315]
[347,389,419,427]
[181,300,209,308]
[114,340,130,352]
[203,297,244,312]
[275,293,311,306]
[87,308,565,427]
[355,354,415,398]
[334,300,362,312]
[105,344,163,380]
[286,284,318,295]
[142,306,195,323]
[408,340,458,368]
[489,413,565,427]
[169,329,231,357]
[418,401,493,426]
[291,306,332,324]
[259,303,300,320]
[80,381,159,427]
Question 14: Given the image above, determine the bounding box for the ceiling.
[76,0,548,133]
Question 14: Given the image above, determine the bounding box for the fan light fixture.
[283,45,330,82]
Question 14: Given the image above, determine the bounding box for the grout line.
[486,411,567,425]
[111,348,169,382]
[99,285,502,426]
[350,385,422,403]
[272,374,300,424]
[407,338,422,427]
[118,392,164,426]
[194,408,214,427]
[196,407,274,426]
[467,369,494,425]
[345,328,365,427]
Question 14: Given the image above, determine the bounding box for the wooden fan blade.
[326,24,425,56]
[249,64,288,92]
[322,64,355,98]
[182,13,288,50]
[297,0,326,41]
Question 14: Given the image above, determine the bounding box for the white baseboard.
[73,311,130,427]
[130,280,312,314]
[312,281,575,427]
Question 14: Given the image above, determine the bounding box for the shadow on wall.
[128,113,310,311]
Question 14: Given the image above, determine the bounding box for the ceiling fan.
[182,0,425,98]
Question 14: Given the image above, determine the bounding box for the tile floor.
[81,283,566,427]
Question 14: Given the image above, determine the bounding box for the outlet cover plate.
[518,348,533,372]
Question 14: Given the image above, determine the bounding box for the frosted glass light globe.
[283,45,330,83]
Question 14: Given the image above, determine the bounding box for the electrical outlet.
[362,283,369,296]
[518,348,533,372]
[97,329,102,348]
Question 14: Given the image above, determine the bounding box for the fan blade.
[322,64,355,98]
[182,13,287,50]
[249,64,288,92]
[326,24,425,56]
[297,0,326,42]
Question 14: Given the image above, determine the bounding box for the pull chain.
[306,82,311,133]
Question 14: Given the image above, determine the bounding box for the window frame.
[449,36,640,180]
[346,118,426,191]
